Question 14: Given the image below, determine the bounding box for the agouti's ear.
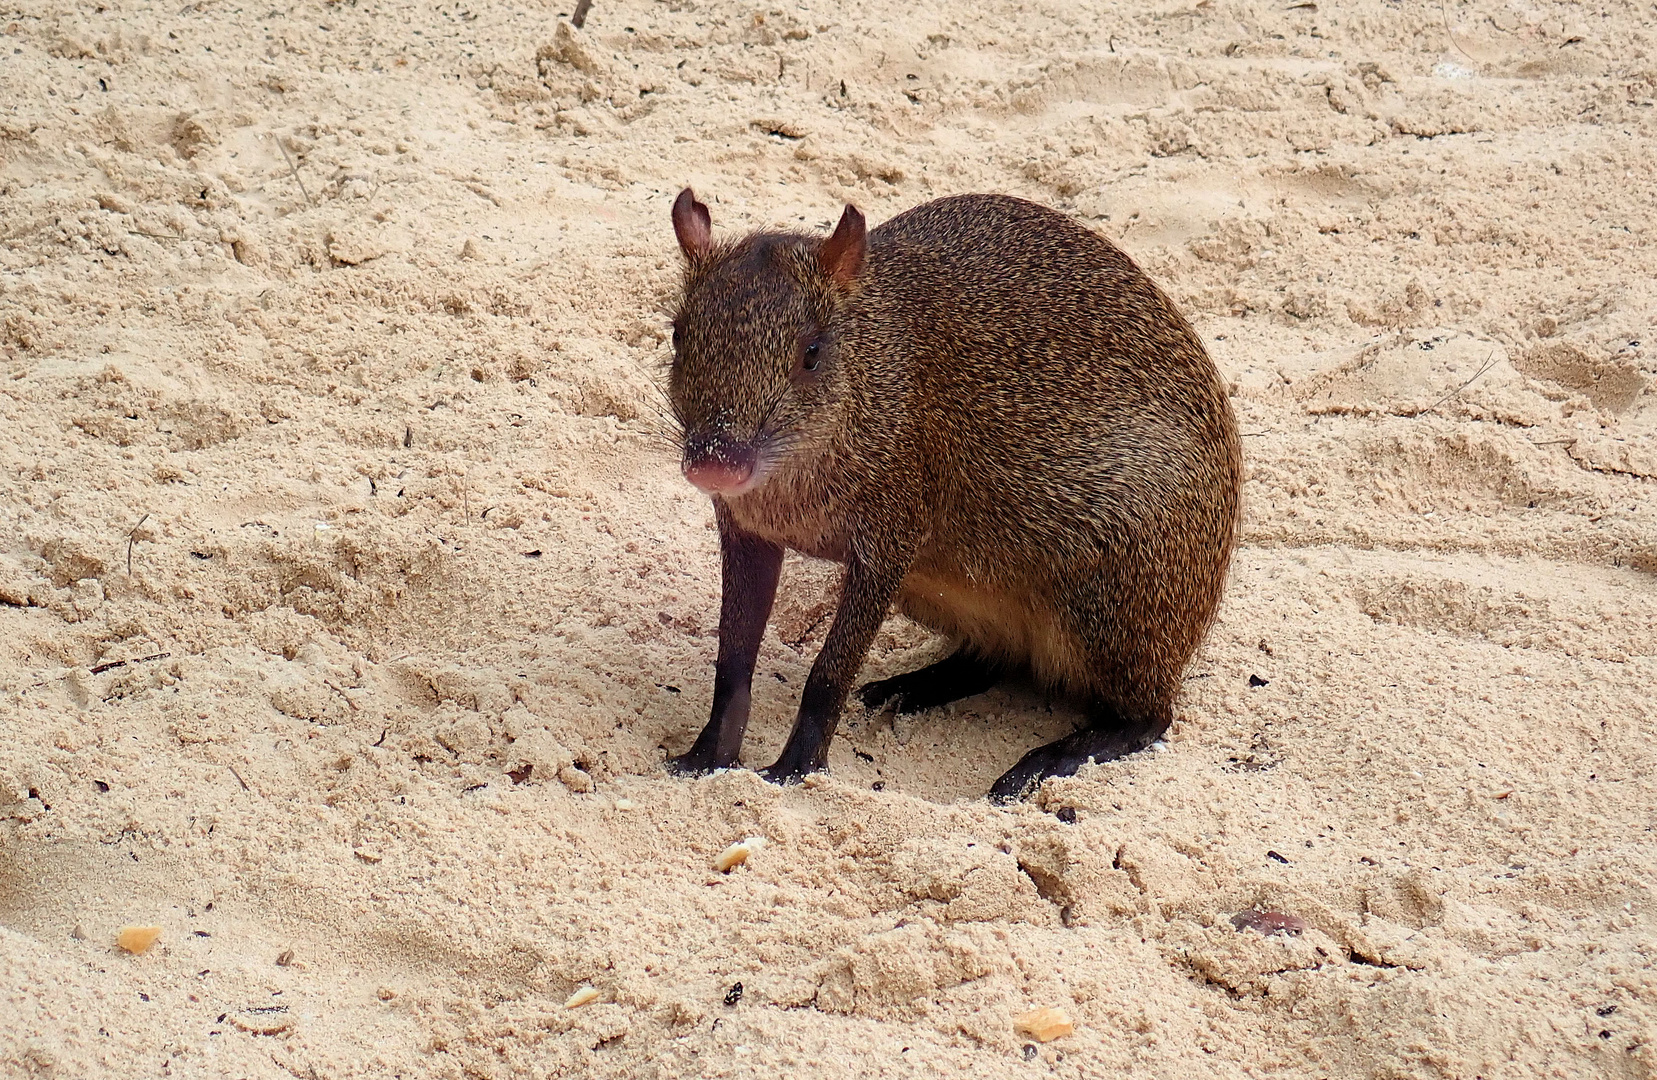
[672,187,713,264]
[819,204,866,288]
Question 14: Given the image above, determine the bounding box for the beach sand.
[2,1,1655,1075]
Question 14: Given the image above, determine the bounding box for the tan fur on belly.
[897,575,1089,694]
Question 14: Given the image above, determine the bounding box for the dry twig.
[127,513,150,575]
[1442,0,1478,63]
[1420,351,1500,415]
[90,651,171,675]
[275,134,315,208]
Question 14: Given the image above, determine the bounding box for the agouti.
[662,189,1241,801]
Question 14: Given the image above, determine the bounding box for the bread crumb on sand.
[714,836,767,873]
[1014,1006,1075,1043]
[564,985,601,1009]
[114,926,162,955]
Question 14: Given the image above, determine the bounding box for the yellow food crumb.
[564,985,600,1009]
[1014,1006,1074,1042]
[116,925,163,955]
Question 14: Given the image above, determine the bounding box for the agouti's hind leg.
[857,647,1004,714]
[987,703,1170,803]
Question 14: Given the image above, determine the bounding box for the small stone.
[614,798,635,811]
[116,925,163,954]
[1013,1006,1074,1042]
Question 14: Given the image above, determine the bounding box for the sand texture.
[3,0,1656,1076]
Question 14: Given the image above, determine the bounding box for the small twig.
[323,680,361,711]
[228,766,252,792]
[90,651,171,675]
[274,135,315,208]
[128,231,182,241]
[570,0,592,28]
[1441,0,1477,63]
[1420,351,1500,415]
[127,513,151,576]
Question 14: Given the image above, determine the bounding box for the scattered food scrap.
[116,925,163,955]
[714,836,766,873]
[565,985,601,1009]
[1014,1006,1074,1043]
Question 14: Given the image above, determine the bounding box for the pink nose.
[683,457,755,494]
[683,432,758,494]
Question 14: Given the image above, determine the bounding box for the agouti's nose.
[682,434,757,494]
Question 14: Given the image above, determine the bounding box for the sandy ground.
[2,0,1656,1076]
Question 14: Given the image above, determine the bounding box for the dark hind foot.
[988,707,1170,803]
[858,647,1004,715]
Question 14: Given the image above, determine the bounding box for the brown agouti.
[662,189,1241,801]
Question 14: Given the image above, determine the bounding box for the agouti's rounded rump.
[663,190,1241,801]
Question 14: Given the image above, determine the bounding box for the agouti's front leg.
[666,506,783,775]
[761,552,907,784]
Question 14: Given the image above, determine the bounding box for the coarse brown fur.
[662,190,1242,801]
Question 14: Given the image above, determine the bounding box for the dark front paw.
[665,749,729,777]
[757,758,824,786]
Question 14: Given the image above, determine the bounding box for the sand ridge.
[2,0,1655,1076]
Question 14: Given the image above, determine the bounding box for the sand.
[2,0,1655,1076]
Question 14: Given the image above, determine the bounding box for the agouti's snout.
[681,431,759,495]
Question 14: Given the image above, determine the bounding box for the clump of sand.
[2,1,1655,1077]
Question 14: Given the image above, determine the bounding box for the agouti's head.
[666,188,866,497]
